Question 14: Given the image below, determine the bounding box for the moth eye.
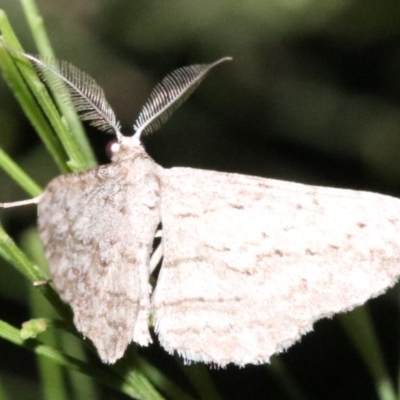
[106,139,120,159]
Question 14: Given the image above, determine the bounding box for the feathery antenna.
[6,48,123,141]
[133,57,232,140]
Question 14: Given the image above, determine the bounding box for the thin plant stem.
[135,358,197,400]
[0,320,164,399]
[339,307,397,400]
[0,148,42,196]
[267,357,309,400]
[19,0,97,170]
[179,362,222,400]
[30,288,69,400]
[0,12,69,173]
[0,221,72,321]
[0,378,10,400]
[0,11,94,173]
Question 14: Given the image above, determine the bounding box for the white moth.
[2,49,400,367]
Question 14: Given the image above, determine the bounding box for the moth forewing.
[37,145,161,363]
[153,167,400,366]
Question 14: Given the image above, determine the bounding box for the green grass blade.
[0,221,71,320]
[0,147,42,196]
[19,0,54,56]
[0,220,46,282]
[19,0,97,169]
[0,378,11,400]
[0,320,164,399]
[30,288,69,400]
[131,357,197,400]
[0,12,69,173]
[179,363,221,400]
[0,11,94,173]
[267,357,309,400]
[339,307,397,400]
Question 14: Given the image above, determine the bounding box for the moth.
[2,48,400,367]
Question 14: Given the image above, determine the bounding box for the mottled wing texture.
[38,156,161,363]
[154,168,400,366]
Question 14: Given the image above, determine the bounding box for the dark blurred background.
[2,0,400,399]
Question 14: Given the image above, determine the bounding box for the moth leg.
[150,241,163,274]
[154,229,162,238]
[0,195,42,208]
[33,279,52,287]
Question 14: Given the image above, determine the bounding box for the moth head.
[107,135,144,162]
